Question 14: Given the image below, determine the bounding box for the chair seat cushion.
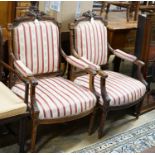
[0,82,26,119]
[74,71,146,107]
[12,77,96,120]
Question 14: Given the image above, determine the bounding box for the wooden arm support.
[134,60,148,88]
[100,75,110,110]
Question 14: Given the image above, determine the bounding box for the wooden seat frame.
[69,11,148,138]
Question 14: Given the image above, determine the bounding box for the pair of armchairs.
[2,9,147,152]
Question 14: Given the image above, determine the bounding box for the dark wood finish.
[7,8,97,152]
[69,11,147,139]
[134,13,155,113]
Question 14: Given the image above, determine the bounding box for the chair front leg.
[88,107,97,135]
[98,105,108,139]
[30,80,39,152]
[98,76,110,139]
[105,3,110,19]
[31,111,39,153]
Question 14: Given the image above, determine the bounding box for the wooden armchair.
[69,11,147,138]
[7,9,97,152]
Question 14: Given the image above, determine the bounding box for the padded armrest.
[66,55,89,70]
[114,49,137,62]
[14,60,33,77]
[80,57,101,71]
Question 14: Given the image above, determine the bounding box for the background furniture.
[0,82,28,152]
[107,21,137,71]
[134,13,155,113]
[100,1,140,22]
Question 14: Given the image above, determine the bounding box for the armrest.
[61,49,96,74]
[66,55,89,70]
[14,60,33,78]
[80,57,101,71]
[113,49,137,62]
[108,44,147,87]
[71,49,101,71]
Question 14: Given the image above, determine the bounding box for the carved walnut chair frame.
[6,11,98,152]
[69,11,147,138]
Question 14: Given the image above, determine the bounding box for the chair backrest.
[74,19,108,66]
[13,20,60,75]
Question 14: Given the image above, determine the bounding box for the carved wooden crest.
[82,10,97,19]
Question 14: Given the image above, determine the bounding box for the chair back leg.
[135,99,144,119]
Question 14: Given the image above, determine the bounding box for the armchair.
[7,10,97,152]
[69,11,147,138]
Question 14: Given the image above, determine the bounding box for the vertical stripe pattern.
[74,71,146,106]
[12,77,96,120]
[75,20,107,65]
[14,20,59,75]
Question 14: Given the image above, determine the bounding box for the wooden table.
[107,21,137,71]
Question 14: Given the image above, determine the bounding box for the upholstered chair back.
[13,20,60,75]
[75,20,107,65]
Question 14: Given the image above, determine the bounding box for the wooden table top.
[107,21,137,30]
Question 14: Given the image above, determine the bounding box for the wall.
[39,1,93,32]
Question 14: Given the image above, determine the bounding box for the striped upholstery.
[14,60,33,77]
[75,20,107,65]
[81,57,101,71]
[74,71,146,106]
[114,49,137,62]
[12,77,96,120]
[13,20,59,75]
[66,56,89,70]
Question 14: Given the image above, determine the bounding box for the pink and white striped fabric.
[75,20,108,65]
[12,77,96,119]
[13,20,59,75]
[66,56,89,70]
[14,60,33,77]
[80,57,101,71]
[114,49,137,62]
[74,71,146,106]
